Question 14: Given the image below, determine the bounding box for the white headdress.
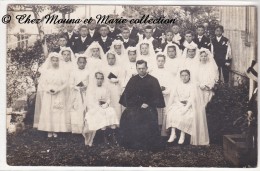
[163,42,182,59]
[110,39,126,56]
[84,41,105,61]
[38,52,62,73]
[136,39,156,57]
[104,50,120,66]
[59,47,76,62]
[182,44,199,60]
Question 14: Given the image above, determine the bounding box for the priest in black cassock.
[119,60,165,151]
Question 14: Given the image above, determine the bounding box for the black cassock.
[119,74,165,150]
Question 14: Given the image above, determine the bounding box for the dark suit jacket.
[88,29,100,41]
[194,35,211,50]
[211,36,230,66]
[63,32,79,52]
[108,28,121,40]
[74,36,93,53]
[152,27,164,43]
[129,27,139,43]
[119,38,137,49]
[97,36,114,53]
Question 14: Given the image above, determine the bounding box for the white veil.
[163,42,182,60]
[136,39,156,70]
[33,52,65,128]
[196,48,219,85]
[84,41,105,63]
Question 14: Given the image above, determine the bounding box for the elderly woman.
[34,52,70,137]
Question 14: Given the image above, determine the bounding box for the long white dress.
[84,86,119,131]
[37,68,70,132]
[151,67,173,136]
[69,68,89,133]
[166,81,194,135]
[165,57,182,82]
[121,61,137,92]
[104,64,122,121]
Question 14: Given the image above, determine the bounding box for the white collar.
[68,32,73,35]
[81,36,87,40]
[109,27,115,32]
[198,35,203,39]
[123,38,129,42]
[101,36,107,41]
[139,73,148,78]
[144,37,154,42]
[216,36,222,41]
[89,29,95,33]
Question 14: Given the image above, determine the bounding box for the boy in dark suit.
[108,23,121,40]
[211,25,232,83]
[126,21,139,43]
[194,25,211,50]
[172,24,185,47]
[161,29,179,51]
[143,25,160,51]
[63,24,79,52]
[52,35,68,53]
[180,30,197,50]
[74,25,93,54]
[119,27,136,49]
[97,24,113,53]
[152,24,164,43]
[87,19,100,41]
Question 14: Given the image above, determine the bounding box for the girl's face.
[51,57,59,68]
[140,44,149,55]
[180,71,190,83]
[200,52,208,64]
[128,51,137,62]
[107,53,116,65]
[58,38,67,47]
[167,47,176,59]
[185,33,193,43]
[114,45,122,55]
[187,49,196,58]
[62,50,71,62]
[77,57,87,70]
[92,48,100,58]
[157,56,165,68]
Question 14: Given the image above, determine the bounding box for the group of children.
[33,21,231,146]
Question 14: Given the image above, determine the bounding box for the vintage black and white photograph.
[5,2,258,168]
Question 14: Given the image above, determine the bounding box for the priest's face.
[62,50,71,62]
[114,45,122,55]
[96,73,104,87]
[167,47,176,59]
[157,56,165,68]
[77,57,87,70]
[180,71,190,84]
[128,51,137,62]
[136,63,148,76]
[200,52,208,64]
[107,53,116,65]
[187,49,196,58]
[140,44,149,55]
